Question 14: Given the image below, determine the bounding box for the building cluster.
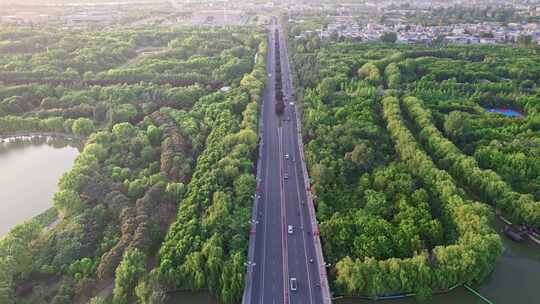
[0,0,254,28]
[300,17,540,45]
[173,10,249,27]
[3,0,540,32]
[0,1,169,28]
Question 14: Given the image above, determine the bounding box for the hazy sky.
[2,0,167,5]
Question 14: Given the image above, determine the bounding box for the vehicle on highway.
[288,225,293,234]
[290,278,297,291]
[284,154,289,159]
[309,258,314,263]
[284,173,289,180]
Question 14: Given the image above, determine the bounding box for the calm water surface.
[485,108,524,118]
[0,136,80,236]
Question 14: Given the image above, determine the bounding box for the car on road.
[288,225,293,234]
[284,154,289,159]
[284,173,289,180]
[290,278,297,291]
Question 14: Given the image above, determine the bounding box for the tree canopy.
[0,25,267,304]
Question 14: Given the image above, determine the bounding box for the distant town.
[297,18,540,45]
[289,0,540,45]
[2,0,540,38]
[0,0,255,29]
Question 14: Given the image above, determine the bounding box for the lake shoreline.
[0,132,79,142]
[0,138,80,236]
[1,207,58,240]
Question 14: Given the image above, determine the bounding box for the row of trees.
[157,35,267,304]
[0,26,267,303]
[474,139,540,199]
[0,115,93,137]
[296,62,484,300]
[337,40,540,208]
[0,82,213,132]
[0,27,257,88]
[401,96,540,228]
[335,95,501,298]
[0,95,202,303]
[287,28,513,300]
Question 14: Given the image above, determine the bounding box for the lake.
[0,136,80,236]
[485,108,524,118]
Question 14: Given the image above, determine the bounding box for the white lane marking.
[259,127,271,304]
[284,100,314,303]
[260,28,274,304]
[280,25,315,303]
[278,126,290,304]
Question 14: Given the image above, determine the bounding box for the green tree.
[53,190,84,216]
[345,142,374,170]
[72,118,95,137]
[317,77,340,103]
[89,297,106,304]
[112,122,136,140]
[443,111,469,142]
[146,125,161,146]
[68,258,95,280]
[127,179,146,199]
[113,248,147,304]
[358,63,382,85]
[109,104,138,125]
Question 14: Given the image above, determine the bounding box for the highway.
[244,18,330,304]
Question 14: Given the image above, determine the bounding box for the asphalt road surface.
[248,18,325,304]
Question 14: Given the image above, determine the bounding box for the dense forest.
[288,22,540,299]
[0,24,266,304]
[3,13,540,304]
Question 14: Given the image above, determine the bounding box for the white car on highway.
[290,277,297,291]
[288,225,293,234]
